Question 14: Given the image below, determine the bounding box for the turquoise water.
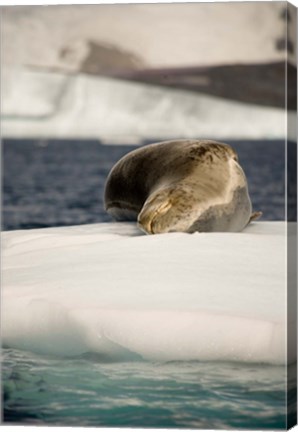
[2,348,288,429]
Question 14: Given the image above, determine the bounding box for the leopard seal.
[104,139,261,234]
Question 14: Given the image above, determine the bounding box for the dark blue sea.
[2,139,291,231]
[1,139,296,429]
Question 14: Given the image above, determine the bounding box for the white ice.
[2,68,289,143]
[2,221,292,365]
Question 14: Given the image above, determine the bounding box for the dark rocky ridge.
[57,40,296,110]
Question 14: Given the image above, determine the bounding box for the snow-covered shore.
[2,3,295,142]
[2,221,292,365]
[2,68,288,143]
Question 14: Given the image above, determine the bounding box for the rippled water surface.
[2,349,288,428]
[2,139,287,230]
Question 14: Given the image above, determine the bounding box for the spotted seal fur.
[104,139,261,234]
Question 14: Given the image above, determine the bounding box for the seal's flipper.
[138,194,173,234]
[249,211,262,223]
[137,185,195,234]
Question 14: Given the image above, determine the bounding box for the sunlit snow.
[2,221,290,365]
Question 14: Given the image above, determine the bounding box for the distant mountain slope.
[2,3,295,71]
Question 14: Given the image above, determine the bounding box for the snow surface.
[1,221,291,365]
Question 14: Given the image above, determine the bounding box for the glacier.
[2,68,289,143]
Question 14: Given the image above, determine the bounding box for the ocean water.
[2,139,287,231]
[2,349,290,429]
[2,138,294,429]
